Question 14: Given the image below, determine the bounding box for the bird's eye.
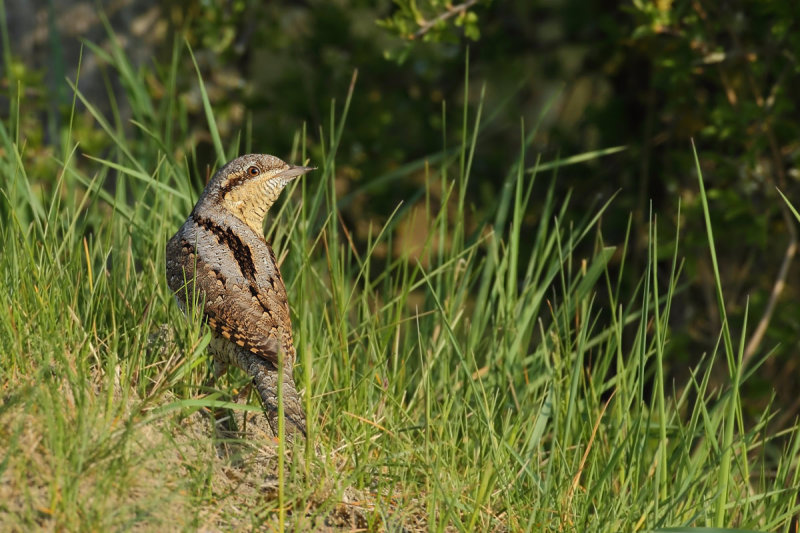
[247,165,260,176]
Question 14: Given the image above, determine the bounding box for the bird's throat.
[221,179,283,235]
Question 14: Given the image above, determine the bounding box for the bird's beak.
[276,165,316,180]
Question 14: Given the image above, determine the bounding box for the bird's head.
[201,153,314,234]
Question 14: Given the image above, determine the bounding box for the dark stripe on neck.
[191,213,257,282]
[218,175,249,197]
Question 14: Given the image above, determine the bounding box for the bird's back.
[165,209,295,365]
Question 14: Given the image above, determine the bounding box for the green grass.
[1,38,799,532]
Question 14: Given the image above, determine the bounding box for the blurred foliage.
[377,0,488,62]
[614,0,800,400]
[2,0,800,423]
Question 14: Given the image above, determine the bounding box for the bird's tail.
[245,355,307,441]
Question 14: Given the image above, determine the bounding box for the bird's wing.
[167,236,282,367]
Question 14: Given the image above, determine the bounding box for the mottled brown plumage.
[166,154,314,439]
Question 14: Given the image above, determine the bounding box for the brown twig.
[731,21,799,367]
[412,0,481,40]
[742,203,797,368]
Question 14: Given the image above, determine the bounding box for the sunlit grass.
[1,32,799,532]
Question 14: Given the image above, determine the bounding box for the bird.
[165,153,314,441]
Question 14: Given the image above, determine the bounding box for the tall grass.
[1,32,799,532]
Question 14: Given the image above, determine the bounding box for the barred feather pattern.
[166,154,313,441]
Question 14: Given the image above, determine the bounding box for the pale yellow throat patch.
[222,178,283,234]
